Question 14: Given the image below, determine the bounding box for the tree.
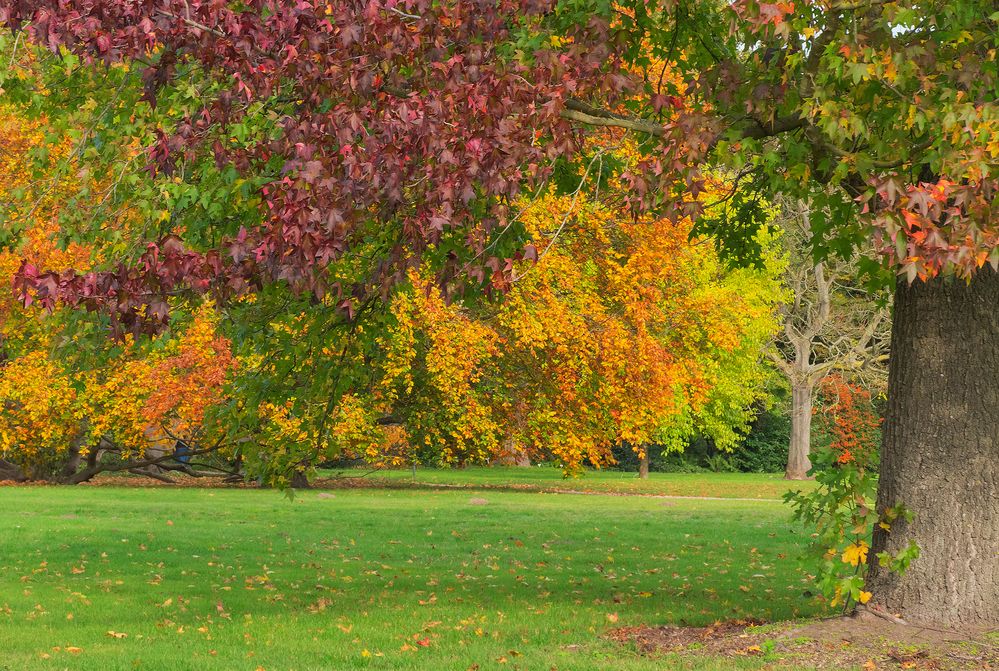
[769,201,890,480]
[1,0,996,626]
[227,171,779,482]
[0,106,238,484]
[570,2,996,626]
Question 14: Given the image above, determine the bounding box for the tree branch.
[560,101,666,136]
[68,443,224,484]
[0,458,27,482]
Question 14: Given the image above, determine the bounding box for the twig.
[155,9,227,38]
[6,29,22,71]
[511,146,611,283]
[387,6,421,21]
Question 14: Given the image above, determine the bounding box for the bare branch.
[560,104,666,137]
[155,9,226,38]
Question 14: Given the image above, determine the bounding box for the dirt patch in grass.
[608,612,999,670]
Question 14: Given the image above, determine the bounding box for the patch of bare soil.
[81,474,256,488]
[608,611,999,670]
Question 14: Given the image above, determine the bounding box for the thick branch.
[766,349,795,376]
[741,114,809,140]
[68,443,224,484]
[561,98,807,144]
[561,100,666,136]
[128,467,176,484]
[0,458,27,482]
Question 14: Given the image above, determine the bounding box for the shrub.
[731,407,790,473]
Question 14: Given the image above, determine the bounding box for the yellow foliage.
[0,106,236,473]
[841,541,870,567]
[362,168,779,471]
[379,272,503,465]
[0,352,79,474]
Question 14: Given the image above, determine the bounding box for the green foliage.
[703,452,738,473]
[691,185,776,270]
[784,379,916,610]
[731,408,791,474]
[784,445,881,609]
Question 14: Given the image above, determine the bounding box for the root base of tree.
[608,615,999,670]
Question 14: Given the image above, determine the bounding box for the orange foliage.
[493,185,772,469]
[817,375,882,466]
[82,303,238,455]
[365,167,779,470]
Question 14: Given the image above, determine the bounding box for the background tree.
[226,164,780,484]
[0,105,238,483]
[769,201,890,480]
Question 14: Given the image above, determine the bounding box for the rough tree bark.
[867,269,999,628]
[785,382,814,480]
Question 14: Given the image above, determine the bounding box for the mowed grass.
[327,465,818,500]
[0,483,825,671]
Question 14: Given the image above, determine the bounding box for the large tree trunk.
[785,382,813,480]
[867,269,999,628]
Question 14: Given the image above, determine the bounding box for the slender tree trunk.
[867,269,999,627]
[59,430,88,479]
[785,381,813,479]
[639,453,650,479]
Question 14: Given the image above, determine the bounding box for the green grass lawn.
[323,465,818,500]
[0,483,827,671]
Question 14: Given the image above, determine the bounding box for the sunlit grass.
[0,484,826,670]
